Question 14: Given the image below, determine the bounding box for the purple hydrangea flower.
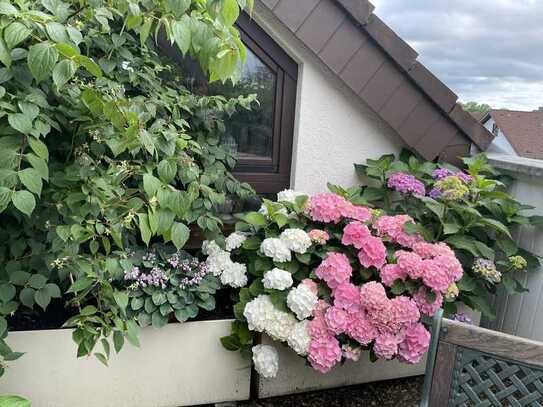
[428,188,443,199]
[451,313,473,325]
[387,172,426,195]
[179,259,210,289]
[432,168,454,180]
[456,171,473,183]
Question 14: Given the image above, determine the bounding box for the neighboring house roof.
[259,0,494,162]
[484,109,543,160]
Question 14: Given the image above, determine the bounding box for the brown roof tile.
[489,109,543,160]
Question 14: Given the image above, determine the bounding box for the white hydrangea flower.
[260,238,291,263]
[202,240,222,256]
[225,232,247,251]
[277,189,307,204]
[243,295,277,332]
[220,262,248,288]
[259,204,288,218]
[287,284,318,320]
[287,320,311,356]
[266,310,297,342]
[262,268,293,290]
[279,228,312,254]
[205,250,232,276]
[252,345,279,378]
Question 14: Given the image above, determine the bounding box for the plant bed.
[0,319,250,407]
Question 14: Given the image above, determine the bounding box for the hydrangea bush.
[353,150,542,319]
[206,190,464,377]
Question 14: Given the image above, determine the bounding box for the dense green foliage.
[352,151,542,319]
[0,0,257,373]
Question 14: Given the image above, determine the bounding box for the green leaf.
[53,59,77,88]
[157,160,177,183]
[220,334,241,351]
[223,0,240,26]
[0,2,18,15]
[74,55,102,77]
[81,89,103,116]
[113,330,124,353]
[4,22,31,49]
[27,42,59,83]
[171,222,190,250]
[46,22,69,43]
[28,137,49,160]
[244,212,266,226]
[19,287,35,308]
[419,196,445,219]
[80,305,97,316]
[94,352,108,366]
[443,222,461,235]
[26,153,49,181]
[44,283,61,298]
[0,317,6,336]
[476,218,512,238]
[113,290,129,312]
[0,283,15,302]
[0,395,31,407]
[143,173,161,197]
[457,275,476,292]
[28,274,47,289]
[66,277,93,293]
[8,113,32,134]
[171,16,191,55]
[137,213,152,245]
[0,38,11,67]
[126,320,140,347]
[18,168,42,196]
[34,287,51,310]
[12,190,35,215]
[445,235,480,257]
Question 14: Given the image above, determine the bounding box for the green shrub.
[0,0,256,372]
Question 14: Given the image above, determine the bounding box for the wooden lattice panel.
[450,347,543,407]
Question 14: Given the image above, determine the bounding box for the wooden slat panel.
[429,341,457,407]
[399,98,441,147]
[339,40,385,94]
[441,318,543,368]
[408,62,458,113]
[414,116,459,160]
[273,0,320,32]
[318,19,367,73]
[379,81,423,130]
[296,0,346,53]
[360,59,405,112]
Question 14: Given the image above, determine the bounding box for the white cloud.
[371,0,543,110]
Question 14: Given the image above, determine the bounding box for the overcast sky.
[371,0,543,111]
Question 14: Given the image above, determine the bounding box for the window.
[160,14,298,194]
[492,123,499,136]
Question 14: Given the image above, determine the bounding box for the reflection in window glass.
[210,48,276,162]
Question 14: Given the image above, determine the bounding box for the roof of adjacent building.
[484,109,543,160]
[259,0,495,162]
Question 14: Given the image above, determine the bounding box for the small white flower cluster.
[260,228,312,263]
[260,238,291,263]
[280,229,311,254]
[277,189,307,204]
[252,344,279,378]
[243,295,297,342]
[225,232,247,251]
[263,268,293,290]
[286,283,318,320]
[287,320,311,356]
[203,239,247,288]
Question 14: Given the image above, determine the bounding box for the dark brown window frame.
[232,13,298,194]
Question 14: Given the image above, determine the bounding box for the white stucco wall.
[253,2,403,195]
[483,117,518,156]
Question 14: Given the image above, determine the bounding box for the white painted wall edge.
[0,320,251,407]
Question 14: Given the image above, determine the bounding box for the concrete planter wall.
[485,154,543,340]
[0,320,251,407]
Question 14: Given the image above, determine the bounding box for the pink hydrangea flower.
[308,335,342,373]
[344,204,372,222]
[332,282,361,313]
[373,333,400,360]
[301,279,319,295]
[373,215,423,248]
[391,296,420,327]
[395,250,424,279]
[369,300,401,335]
[308,300,332,338]
[421,259,451,292]
[308,193,349,223]
[413,242,455,259]
[308,229,330,245]
[324,306,350,335]
[413,287,443,317]
[346,311,377,345]
[360,281,388,311]
[434,254,463,283]
[341,222,371,249]
[380,264,407,287]
[357,236,387,269]
[398,322,431,364]
[315,252,353,289]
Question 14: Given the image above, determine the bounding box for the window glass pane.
[210,48,276,163]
